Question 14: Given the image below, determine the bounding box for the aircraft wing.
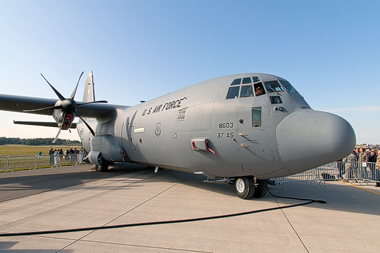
[0,94,58,116]
[0,94,126,119]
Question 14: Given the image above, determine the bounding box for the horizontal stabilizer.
[13,120,77,128]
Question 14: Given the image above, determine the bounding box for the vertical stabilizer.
[83,71,95,102]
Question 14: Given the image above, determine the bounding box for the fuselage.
[78,73,356,179]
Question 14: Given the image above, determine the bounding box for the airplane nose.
[276,109,356,174]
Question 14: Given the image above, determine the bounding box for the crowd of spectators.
[48,147,87,166]
[341,146,380,187]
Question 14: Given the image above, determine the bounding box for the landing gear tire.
[234,176,255,199]
[94,158,109,172]
[253,179,268,198]
[98,158,109,172]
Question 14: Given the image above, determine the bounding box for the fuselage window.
[231,78,242,86]
[252,107,262,127]
[270,96,282,104]
[252,76,260,82]
[254,82,266,96]
[279,79,297,93]
[264,81,284,93]
[242,77,252,84]
[240,85,254,98]
[226,86,240,99]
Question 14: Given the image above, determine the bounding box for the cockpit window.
[242,77,252,84]
[252,76,260,82]
[231,78,242,86]
[226,86,240,99]
[279,79,297,93]
[226,77,270,99]
[264,81,284,93]
[240,85,254,98]
[254,83,265,96]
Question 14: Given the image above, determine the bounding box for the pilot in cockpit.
[254,83,265,96]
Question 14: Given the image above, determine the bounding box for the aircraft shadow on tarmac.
[110,163,380,218]
[0,241,72,253]
[1,163,379,216]
[0,241,73,253]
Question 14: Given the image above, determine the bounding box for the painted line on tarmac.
[339,180,380,196]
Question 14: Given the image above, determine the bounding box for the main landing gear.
[234,176,268,199]
[94,158,109,172]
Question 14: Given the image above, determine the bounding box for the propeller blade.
[70,71,84,100]
[23,105,62,112]
[52,127,62,143]
[75,111,95,136]
[40,73,66,101]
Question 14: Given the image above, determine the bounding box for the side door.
[235,93,268,173]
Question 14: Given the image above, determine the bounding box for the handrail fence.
[1,157,379,188]
[0,154,84,173]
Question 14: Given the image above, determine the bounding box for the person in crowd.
[53,149,59,166]
[48,147,54,165]
[376,150,380,187]
[69,148,74,163]
[65,149,70,160]
[343,149,358,182]
[78,147,84,164]
[59,148,63,161]
[368,150,377,181]
[358,147,369,179]
[354,148,360,159]
[337,158,344,179]
[74,148,79,162]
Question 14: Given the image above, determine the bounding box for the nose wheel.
[234,177,268,199]
[234,176,255,199]
[254,179,267,198]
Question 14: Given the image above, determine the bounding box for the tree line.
[0,137,81,146]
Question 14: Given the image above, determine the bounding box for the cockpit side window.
[270,96,282,104]
[240,85,254,98]
[279,79,297,93]
[226,86,240,99]
[231,78,242,86]
[254,82,265,96]
[264,81,284,93]
[252,76,260,82]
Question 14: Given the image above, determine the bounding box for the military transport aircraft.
[0,71,356,199]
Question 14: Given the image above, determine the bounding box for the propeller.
[25,72,107,143]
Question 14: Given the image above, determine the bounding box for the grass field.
[0,144,86,172]
[0,145,82,156]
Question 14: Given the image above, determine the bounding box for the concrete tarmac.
[0,164,379,252]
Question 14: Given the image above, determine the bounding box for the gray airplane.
[0,71,356,199]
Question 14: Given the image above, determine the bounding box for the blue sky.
[0,0,379,144]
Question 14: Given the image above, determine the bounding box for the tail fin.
[83,71,95,102]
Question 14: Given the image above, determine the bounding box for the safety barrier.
[2,156,379,188]
[275,161,380,188]
[0,154,85,173]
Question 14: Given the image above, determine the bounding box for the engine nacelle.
[52,101,75,130]
[88,150,102,166]
[90,134,128,163]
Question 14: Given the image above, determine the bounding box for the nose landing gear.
[235,176,255,199]
[234,176,268,199]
